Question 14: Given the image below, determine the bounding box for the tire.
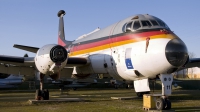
[114,85,118,89]
[72,87,77,90]
[155,98,166,110]
[145,91,150,94]
[43,89,49,100]
[136,92,150,98]
[35,89,41,100]
[136,92,143,97]
[165,99,171,110]
[126,85,129,89]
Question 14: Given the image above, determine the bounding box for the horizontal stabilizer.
[13,44,39,53]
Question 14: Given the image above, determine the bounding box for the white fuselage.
[68,14,188,81]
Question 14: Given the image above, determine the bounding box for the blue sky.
[0,1,200,57]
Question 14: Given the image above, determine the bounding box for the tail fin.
[57,10,72,47]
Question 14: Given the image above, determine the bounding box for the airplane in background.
[0,73,23,89]
[0,10,200,110]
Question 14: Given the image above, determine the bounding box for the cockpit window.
[133,21,141,30]
[141,20,152,27]
[150,20,159,26]
[156,19,170,29]
[125,22,133,32]
[156,19,165,26]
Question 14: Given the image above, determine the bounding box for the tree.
[189,52,195,58]
[24,53,28,57]
[187,52,195,78]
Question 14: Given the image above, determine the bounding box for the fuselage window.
[133,21,141,30]
[141,20,152,27]
[126,22,133,32]
[150,20,159,26]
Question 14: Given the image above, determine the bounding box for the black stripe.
[72,28,171,47]
[0,55,24,63]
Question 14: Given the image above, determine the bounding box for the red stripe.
[73,31,165,52]
[114,31,163,42]
[73,38,112,51]
[58,37,66,46]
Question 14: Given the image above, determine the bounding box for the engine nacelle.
[35,44,68,77]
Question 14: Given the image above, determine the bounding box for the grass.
[0,88,200,112]
[0,79,200,112]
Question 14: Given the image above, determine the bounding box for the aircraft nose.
[165,38,188,67]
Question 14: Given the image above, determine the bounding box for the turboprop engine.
[35,44,68,80]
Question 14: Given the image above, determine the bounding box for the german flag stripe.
[70,30,176,56]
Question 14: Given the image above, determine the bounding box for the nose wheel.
[155,98,171,110]
[155,74,173,110]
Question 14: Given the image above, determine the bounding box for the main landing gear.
[35,89,49,100]
[155,74,173,110]
[35,73,49,100]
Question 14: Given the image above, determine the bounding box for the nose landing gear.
[155,97,171,110]
[155,74,173,110]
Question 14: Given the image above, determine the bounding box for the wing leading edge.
[0,55,35,75]
[0,54,88,76]
[185,58,200,68]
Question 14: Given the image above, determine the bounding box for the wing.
[185,58,200,68]
[0,55,35,75]
[0,55,88,77]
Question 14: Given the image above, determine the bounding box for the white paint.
[134,79,150,92]
[74,38,174,81]
[159,74,173,96]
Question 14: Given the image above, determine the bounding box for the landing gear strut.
[155,74,173,110]
[35,73,49,100]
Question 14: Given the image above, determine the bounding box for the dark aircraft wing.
[0,55,34,66]
[0,55,35,75]
[0,54,88,76]
[185,58,200,68]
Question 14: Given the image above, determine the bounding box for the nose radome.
[165,38,188,67]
